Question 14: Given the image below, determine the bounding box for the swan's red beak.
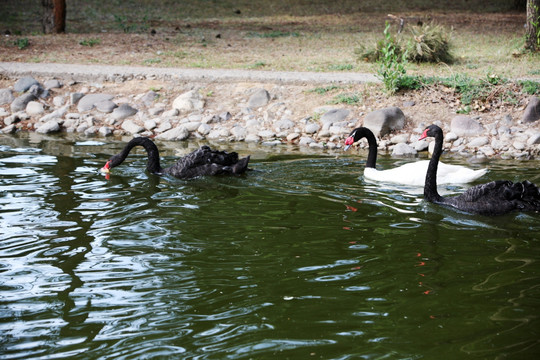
[344,136,355,151]
[101,161,111,173]
[419,129,429,141]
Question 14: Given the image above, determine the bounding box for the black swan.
[101,137,250,179]
[344,127,487,185]
[420,124,540,215]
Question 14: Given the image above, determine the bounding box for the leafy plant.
[519,80,540,94]
[308,85,339,94]
[406,23,454,63]
[79,38,100,47]
[14,37,29,49]
[329,93,361,105]
[377,22,409,94]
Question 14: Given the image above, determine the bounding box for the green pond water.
[1,133,539,359]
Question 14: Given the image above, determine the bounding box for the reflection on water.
[1,133,539,359]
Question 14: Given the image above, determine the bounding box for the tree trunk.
[42,0,66,33]
[526,0,540,51]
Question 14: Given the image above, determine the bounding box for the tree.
[526,0,540,51]
[42,0,66,33]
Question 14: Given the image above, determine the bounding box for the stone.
[148,107,164,116]
[44,79,62,89]
[527,132,540,145]
[70,92,85,105]
[445,132,458,142]
[258,130,275,139]
[450,115,484,137]
[121,120,144,134]
[1,124,16,134]
[305,123,320,134]
[162,108,179,117]
[364,106,405,137]
[299,137,314,146]
[390,134,409,144]
[11,93,36,112]
[52,95,65,107]
[274,119,295,131]
[320,108,350,125]
[40,106,68,122]
[172,90,205,112]
[0,88,15,105]
[26,101,45,116]
[141,90,158,106]
[111,103,137,120]
[0,108,8,117]
[77,94,114,112]
[182,121,201,132]
[248,88,270,108]
[155,121,172,133]
[13,76,39,92]
[467,137,489,148]
[245,134,260,142]
[413,140,429,151]
[4,114,20,126]
[155,126,190,141]
[392,143,417,156]
[144,119,157,130]
[197,123,211,135]
[522,96,540,123]
[231,125,247,140]
[28,84,46,98]
[36,120,60,134]
[287,133,300,142]
[95,100,118,113]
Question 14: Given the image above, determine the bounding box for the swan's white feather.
[364,160,487,186]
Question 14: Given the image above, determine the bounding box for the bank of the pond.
[1,62,540,160]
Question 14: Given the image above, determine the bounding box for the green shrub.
[377,22,409,94]
[519,80,540,94]
[79,38,100,47]
[14,37,29,49]
[406,23,454,63]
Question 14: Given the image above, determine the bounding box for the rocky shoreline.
[1,73,540,160]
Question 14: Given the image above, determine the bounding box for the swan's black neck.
[424,128,444,203]
[354,128,378,168]
[112,137,163,174]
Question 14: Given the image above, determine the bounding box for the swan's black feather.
[422,125,540,216]
[104,138,250,179]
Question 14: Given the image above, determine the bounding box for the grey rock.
[162,108,179,117]
[95,100,118,113]
[219,111,232,122]
[0,88,15,105]
[320,108,350,125]
[40,106,68,122]
[527,132,540,145]
[467,137,489,148]
[44,79,62,89]
[479,146,495,156]
[305,123,320,134]
[70,92,85,105]
[197,123,212,135]
[84,126,98,136]
[155,126,190,141]
[121,120,144,134]
[52,95,65,107]
[183,121,201,132]
[4,114,21,126]
[78,94,114,112]
[450,115,484,137]
[155,121,172,133]
[445,131,458,142]
[144,119,157,130]
[392,143,417,156]
[36,120,60,134]
[14,76,39,92]
[28,84,46,98]
[172,90,205,112]
[98,126,113,137]
[248,88,270,108]
[245,134,260,142]
[299,136,314,146]
[231,125,247,140]
[413,140,429,151]
[364,106,405,137]
[274,119,295,131]
[522,96,540,123]
[148,107,164,116]
[0,108,8,117]
[26,101,44,116]
[258,130,275,139]
[141,90,158,106]
[111,103,137,120]
[390,134,409,144]
[11,93,36,112]
[287,133,300,142]
[1,124,16,134]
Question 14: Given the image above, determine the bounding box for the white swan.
[344,127,487,186]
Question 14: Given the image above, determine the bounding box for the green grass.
[308,85,340,94]
[329,93,362,105]
[79,38,100,47]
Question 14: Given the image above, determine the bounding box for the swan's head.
[100,160,112,173]
[344,127,372,151]
[419,124,442,140]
